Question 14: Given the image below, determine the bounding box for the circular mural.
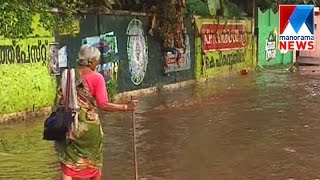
[126,19,148,85]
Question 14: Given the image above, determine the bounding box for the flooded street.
[2,69,320,180]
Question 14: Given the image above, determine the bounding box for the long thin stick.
[131,96,138,180]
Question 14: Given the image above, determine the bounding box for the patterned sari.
[54,69,104,178]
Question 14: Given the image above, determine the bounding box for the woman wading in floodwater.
[55,45,137,180]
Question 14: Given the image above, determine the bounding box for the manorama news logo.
[279,5,315,51]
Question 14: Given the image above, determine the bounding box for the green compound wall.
[257,9,293,67]
[194,17,256,80]
[0,15,56,115]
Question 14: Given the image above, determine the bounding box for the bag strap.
[74,68,82,86]
[65,69,71,111]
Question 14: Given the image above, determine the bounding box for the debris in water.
[240,69,249,75]
[287,63,297,73]
[283,147,296,153]
[153,105,166,110]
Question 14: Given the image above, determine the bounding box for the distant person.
[55,45,138,180]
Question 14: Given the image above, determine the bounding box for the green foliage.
[256,0,276,12]
[2,0,320,38]
[222,1,247,18]
[257,0,320,12]
[107,79,118,102]
[0,0,143,38]
[187,0,246,18]
[188,0,319,18]
[0,0,49,38]
[186,0,211,16]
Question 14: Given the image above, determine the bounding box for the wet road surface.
[1,69,320,180]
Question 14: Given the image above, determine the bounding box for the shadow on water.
[2,69,320,179]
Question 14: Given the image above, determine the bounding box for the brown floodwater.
[1,68,320,180]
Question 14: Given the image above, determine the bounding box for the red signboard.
[201,23,247,52]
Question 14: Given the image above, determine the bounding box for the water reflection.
[0,121,58,180]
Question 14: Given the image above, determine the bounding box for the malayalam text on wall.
[200,21,248,72]
[0,39,49,65]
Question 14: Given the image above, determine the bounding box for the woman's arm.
[99,102,128,112]
[99,101,137,112]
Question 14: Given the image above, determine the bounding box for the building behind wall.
[297,7,320,73]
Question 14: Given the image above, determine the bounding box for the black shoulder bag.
[43,69,74,141]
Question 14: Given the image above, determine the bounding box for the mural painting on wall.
[163,29,191,74]
[266,29,277,61]
[201,23,247,52]
[82,32,119,84]
[127,19,148,86]
[0,40,49,65]
[49,43,60,75]
[58,46,68,68]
